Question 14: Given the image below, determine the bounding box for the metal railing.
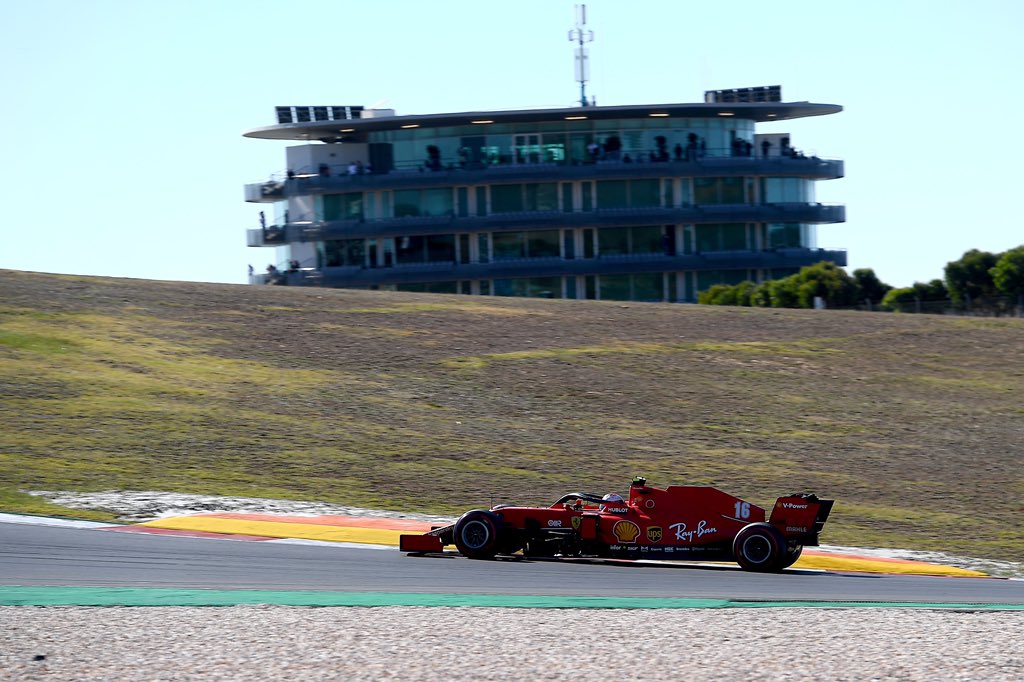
[244,152,843,202]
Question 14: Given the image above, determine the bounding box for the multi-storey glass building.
[243,88,844,302]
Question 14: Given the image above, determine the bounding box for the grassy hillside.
[1,269,1022,560]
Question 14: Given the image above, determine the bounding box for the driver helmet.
[601,493,624,503]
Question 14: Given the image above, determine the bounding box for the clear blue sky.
[1,0,1021,288]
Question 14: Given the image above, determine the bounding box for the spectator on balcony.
[319,163,331,177]
[762,139,772,158]
[425,145,442,171]
[347,161,359,175]
[259,211,266,229]
[685,133,699,161]
[673,143,684,161]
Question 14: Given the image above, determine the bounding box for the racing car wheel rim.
[459,520,492,550]
[740,535,773,565]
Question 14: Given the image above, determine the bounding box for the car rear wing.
[769,494,833,546]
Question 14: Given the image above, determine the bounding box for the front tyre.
[732,523,787,572]
[453,510,501,560]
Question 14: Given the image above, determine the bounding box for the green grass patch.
[2,270,1023,561]
[0,487,118,522]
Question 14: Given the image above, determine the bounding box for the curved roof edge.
[243,102,842,141]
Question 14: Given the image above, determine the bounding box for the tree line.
[697,245,1024,313]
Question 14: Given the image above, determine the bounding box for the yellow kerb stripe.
[141,517,404,546]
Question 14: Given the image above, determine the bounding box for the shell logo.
[612,520,641,544]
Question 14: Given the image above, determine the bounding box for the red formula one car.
[400,477,833,572]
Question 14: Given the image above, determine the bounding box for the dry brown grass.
[1,269,1022,560]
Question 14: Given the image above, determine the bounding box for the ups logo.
[646,526,663,543]
[571,516,582,531]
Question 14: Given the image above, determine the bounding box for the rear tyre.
[777,544,803,570]
[453,510,501,560]
[732,523,787,572]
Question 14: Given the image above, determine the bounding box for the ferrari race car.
[400,477,833,572]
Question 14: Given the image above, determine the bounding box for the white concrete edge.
[0,512,120,529]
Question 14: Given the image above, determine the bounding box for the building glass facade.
[244,97,845,302]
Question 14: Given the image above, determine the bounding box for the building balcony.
[246,203,845,246]
[308,248,847,287]
[243,156,844,203]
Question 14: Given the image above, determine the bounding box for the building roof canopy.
[243,101,842,141]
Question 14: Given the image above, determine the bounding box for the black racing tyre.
[778,543,803,570]
[732,523,787,572]
[453,510,501,560]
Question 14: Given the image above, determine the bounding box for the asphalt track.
[2,521,1023,605]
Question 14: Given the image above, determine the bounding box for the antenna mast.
[568,4,594,107]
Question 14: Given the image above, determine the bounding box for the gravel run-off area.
[2,606,1022,681]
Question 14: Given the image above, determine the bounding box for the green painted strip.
[1,586,1022,609]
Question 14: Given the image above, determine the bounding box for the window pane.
[426,234,455,262]
[697,269,747,292]
[694,177,717,204]
[394,190,421,217]
[475,186,487,216]
[597,180,628,209]
[768,223,802,248]
[527,230,560,258]
[396,235,425,263]
[632,226,663,254]
[633,273,663,301]
[323,194,343,221]
[696,225,718,252]
[491,184,523,213]
[478,233,490,263]
[662,179,675,206]
[720,177,744,203]
[528,277,561,298]
[600,274,631,301]
[527,182,558,211]
[631,179,660,207]
[422,188,453,216]
[493,278,528,297]
[599,227,630,255]
[493,232,526,260]
[721,224,747,250]
[324,239,364,267]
